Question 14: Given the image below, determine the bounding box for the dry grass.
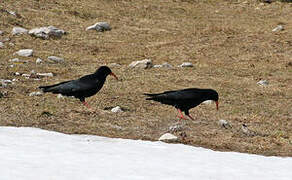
[0,0,291,156]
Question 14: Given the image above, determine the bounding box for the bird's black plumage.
[39,66,118,108]
[144,88,219,120]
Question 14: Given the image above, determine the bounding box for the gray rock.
[168,124,183,133]
[218,119,232,129]
[257,80,269,86]
[36,58,43,64]
[29,91,43,97]
[9,58,28,63]
[241,124,256,136]
[154,62,173,68]
[111,106,123,113]
[57,94,65,99]
[129,59,153,69]
[15,72,20,76]
[0,30,3,35]
[179,62,193,67]
[158,133,178,142]
[202,100,213,105]
[29,26,66,39]
[12,27,28,35]
[272,25,284,32]
[108,63,121,67]
[86,22,111,32]
[14,49,33,57]
[0,42,4,48]
[48,56,65,63]
[36,73,54,77]
[21,74,31,78]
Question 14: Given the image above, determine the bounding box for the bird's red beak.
[216,101,219,110]
[110,72,118,80]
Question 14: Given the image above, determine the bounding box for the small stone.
[241,124,256,136]
[86,22,111,32]
[57,94,65,99]
[14,49,33,57]
[10,58,20,62]
[15,72,20,76]
[272,25,284,32]
[257,80,269,86]
[36,73,54,77]
[9,58,27,63]
[202,100,213,105]
[29,26,66,39]
[0,31,3,35]
[9,42,14,46]
[129,59,153,69]
[158,133,178,142]
[168,124,183,133]
[179,62,193,67]
[154,62,173,68]
[48,56,65,63]
[21,74,31,77]
[108,63,121,67]
[12,27,28,35]
[111,106,123,113]
[36,58,43,64]
[0,42,4,48]
[29,91,43,97]
[218,119,232,129]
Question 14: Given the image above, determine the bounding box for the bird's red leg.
[82,101,91,109]
[177,109,187,122]
[187,114,195,121]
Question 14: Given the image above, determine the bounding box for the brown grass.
[0,0,291,156]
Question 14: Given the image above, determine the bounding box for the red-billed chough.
[144,88,219,121]
[39,66,118,109]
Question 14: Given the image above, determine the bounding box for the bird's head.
[95,66,118,80]
[208,89,219,110]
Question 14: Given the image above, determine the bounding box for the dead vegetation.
[0,0,291,156]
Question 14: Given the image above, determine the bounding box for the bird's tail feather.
[144,93,159,100]
[39,84,59,93]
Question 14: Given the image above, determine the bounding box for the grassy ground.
[0,0,291,156]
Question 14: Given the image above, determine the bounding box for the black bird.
[144,88,219,121]
[39,66,118,109]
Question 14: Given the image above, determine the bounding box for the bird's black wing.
[145,88,205,106]
[39,79,93,95]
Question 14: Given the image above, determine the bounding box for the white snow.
[0,126,291,180]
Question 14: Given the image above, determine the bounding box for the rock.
[202,100,213,105]
[0,31,3,35]
[111,106,123,113]
[272,25,284,32]
[168,124,183,133]
[129,59,153,69]
[47,56,65,63]
[154,62,173,68]
[14,49,33,57]
[12,27,28,35]
[15,72,20,76]
[108,63,121,67]
[218,119,232,129]
[241,124,256,136]
[9,58,28,63]
[36,58,43,64]
[257,80,269,86]
[9,42,14,46]
[57,94,65,99]
[29,26,66,39]
[36,73,54,77]
[158,133,178,142]
[179,62,193,67]
[0,79,14,87]
[29,91,43,97]
[86,22,111,32]
[21,74,31,78]
[0,42,4,48]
